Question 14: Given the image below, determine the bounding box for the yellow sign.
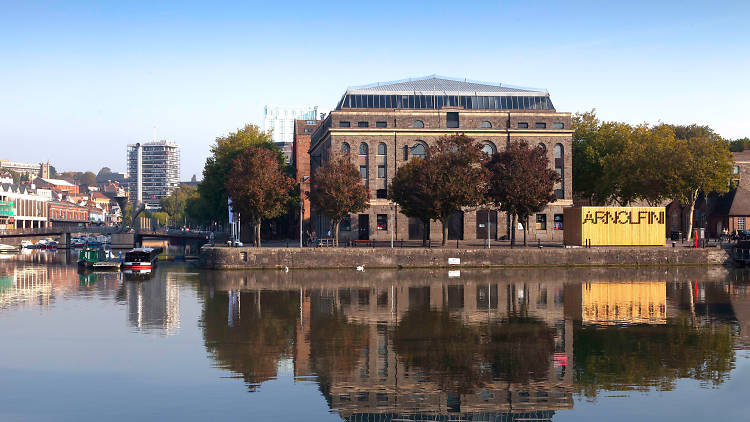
[564,206,666,246]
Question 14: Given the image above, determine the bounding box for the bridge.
[0,226,216,248]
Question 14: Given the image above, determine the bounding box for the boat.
[20,240,33,249]
[78,248,122,270]
[122,247,162,272]
[71,238,87,248]
[0,244,18,253]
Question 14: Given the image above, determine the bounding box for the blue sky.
[1,0,748,179]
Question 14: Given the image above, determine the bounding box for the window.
[376,121,387,128]
[482,142,496,156]
[553,122,564,129]
[403,145,409,161]
[358,121,369,128]
[481,121,492,128]
[447,112,459,128]
[359,143,369,155]
[340,121,351,128]
[536,122,547,129]
[360,166,368,179]
[341,215,351,231]
[377,165,386,178]
[740,218,747,230]
[377,214,388,230]
[518,122,529,129]
[538,143,547,152]
[304,128,313,133]
[734,165,740,175]
[554,214,564,230]
[342,142,350,155]
[411,143,426,159]
[554,143,564,199]
[413,120,424,128]
[536,214,547,230]
[376,189,387,199]
[377,143,386,155]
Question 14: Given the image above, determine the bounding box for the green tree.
[198,124,283,226]
[308,157,370,246]
[486,140,558,246]
[389,135,487,246]
[225,146,294,247]
[729,137,750,152]
[97,167,112,177]
[160,185,197,225]
[670,134,733,240]
[150,211,169,226]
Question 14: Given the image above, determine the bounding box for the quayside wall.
[200,246,731,270]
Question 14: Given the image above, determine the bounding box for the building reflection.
[198,267,747,420]
[123,269,182,335]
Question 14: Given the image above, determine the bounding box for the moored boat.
[0,244,18,253]
[122,247,162,272]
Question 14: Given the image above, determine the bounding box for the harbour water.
[2,250,750,421]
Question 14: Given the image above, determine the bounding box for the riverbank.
[199,245,731,269]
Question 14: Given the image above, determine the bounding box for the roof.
[346,75,546,96]
[729,187,750,216]
[733,151,750,162]
[40,178,75,187]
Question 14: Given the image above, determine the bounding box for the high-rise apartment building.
[263,106,318,163]
[126,140,180,208]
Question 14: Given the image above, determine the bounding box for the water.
[2,251,750,421]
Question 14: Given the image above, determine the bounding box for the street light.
[299,176,310,248]
[389,203,394,248]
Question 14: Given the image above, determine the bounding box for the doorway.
[358,214,370,240]
[447,211,464,240]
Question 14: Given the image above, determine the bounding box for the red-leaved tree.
[486,140,558,246]
[308,157,370,246]
[225,146,295,247]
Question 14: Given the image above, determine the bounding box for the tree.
[160,185,197,225]
[389,135,487,246]
[670,134,732,241]
[198,124,283,226]
[308,157,369,246]
[389,158,435,245]
[225,146,294,247]
[48,166,56,177]
[97,167,112,177]
[79,171,97,186]
[486,140,558,246]
[729,137,750,152]
[190,174,197,183]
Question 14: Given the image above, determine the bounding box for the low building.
[35,178,78,194]
[0,183,51,229]
[47,201,89,228]
[0,160,49,178]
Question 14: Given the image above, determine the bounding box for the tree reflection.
[392,308,556,394]
[201,290,299,391]
[573,318,735,396]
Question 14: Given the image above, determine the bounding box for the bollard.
[456,238,459,249]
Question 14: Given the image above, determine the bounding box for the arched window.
[481,141,496,156]
[413,120,424,128]
[481,121,492,128]
[341,142,350,155]
[411,143,426,159]
[377,142,386,155]
[554,143,564,199]
[538,143,546,152]
[359,142,369,155]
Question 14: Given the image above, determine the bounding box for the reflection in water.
[123,271,182,335]
[198,267,745,421]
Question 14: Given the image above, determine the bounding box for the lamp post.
[389,203,394,248]
[299,176,310,248]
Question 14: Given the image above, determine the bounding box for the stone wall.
[200,245,730,270]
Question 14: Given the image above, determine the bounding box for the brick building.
[47,201,89,228]
[293,119,322,228]
[308,76,573,243]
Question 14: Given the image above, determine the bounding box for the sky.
[1,0,749,180]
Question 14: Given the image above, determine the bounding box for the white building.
[263,106,318,163]
[0,184,51,229]
[126,140,180,208]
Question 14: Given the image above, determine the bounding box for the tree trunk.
[441,219,448,246]
[686,191,698,241]
[255,222,262,248]
[510,214,517,247]
[422,219,429,246]
[522,215,528,247]
[333,220,340,247]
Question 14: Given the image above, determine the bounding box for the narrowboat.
[122,247,162,272]
[78,248,107,268]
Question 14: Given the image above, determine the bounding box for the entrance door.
[447,211,464,240]
[408,217,426,240]
[358,214,370,240]
[476,210,497,240]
